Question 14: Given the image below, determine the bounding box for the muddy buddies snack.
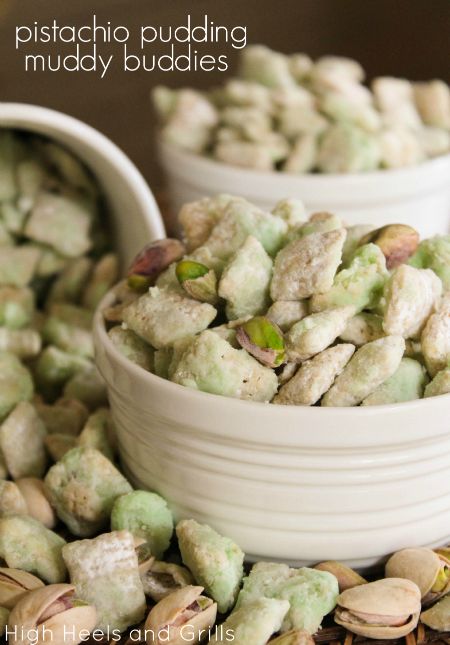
[105,194,450,407]
[153,46,450,173]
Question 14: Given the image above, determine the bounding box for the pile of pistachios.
[107,194,450,406]
[152,45,450,173]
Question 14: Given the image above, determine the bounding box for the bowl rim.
[94,290,450,417]
[0,102,166,239]
[158,137,450,186]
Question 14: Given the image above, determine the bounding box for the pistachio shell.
[176,261,219,305]
[314,561,367,592]
[359,224,419,269]
[145,585,217,645]
[142,561,194,602]
[15,478,56,529]
[236,316,286,367]
[420,595,450,631]
[385,547,450,601]
[135,540,155,575]
[269,629,315,645]
[8,583,97,645]
[335,578,421,640]
[0,568,44,609]
[128,239,186,283]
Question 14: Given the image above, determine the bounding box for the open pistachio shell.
[314,561,367,592]
[176,261,219,304]
[420,595,450,631]
[145,585,217,645]
[269,630,315,645]
[16,478,56,529]
[134,539,155,575]
[359,224,419,269]
[335,578,421,640]
[141,560,194,602]
[0,568,44,609]
[236,316,286,367]
[385,547,450,603]
[127,239,186,290]
[8,583,97,645]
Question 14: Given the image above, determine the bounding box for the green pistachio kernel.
[175,260,210,283]
[127,274,152,292]
[431,566,450,593]
[237,316,285,368]
[176,260,218,304]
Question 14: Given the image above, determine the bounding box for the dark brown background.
[1,0,449,192]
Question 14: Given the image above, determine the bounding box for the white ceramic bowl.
[0,103,165,264]
[159,141,450,239]
[94,292,450,568]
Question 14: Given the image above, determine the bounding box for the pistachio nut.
[420,594,450,632]
[15,478,56,529]
[385,547,450,604]
[175,260,218,304]
[134,539,155,575]
[144,585,217,645]
[236,316,286,368]
[269,629,315,645]
[0,568,44,609]
[0,606,9,637]
[334,578,421,639]
[314,561,367,592]
[359,224,419,269]
[8,583,97,645]
[141,560,194,602]
[127,239,186,291]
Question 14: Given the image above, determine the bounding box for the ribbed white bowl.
[159,141,450,239]
[0,103,165,264]
[94,293,450,568]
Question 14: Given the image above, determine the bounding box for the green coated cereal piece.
[0,480,27,516]
[0,402,47,479]
[0,353,33,421]
[82,253,119,310]
[236,562,339,634]
[218,236,273,320]
[311,244,388,313]
[178,194,237,252]
[202,199,287,260]
[45,447,132,536]
[62,530,146,633]
[108,326,154,371]
[0,219,13,246]
[177,518,244,613]
[322,335,405,407]
[362,358,428,405]
[0,131,19,201]
[271,198,306,228]
[266,300,308,332]
[341,224,375,266]
[167,336,195,379]
[340,312,385,346]
[42,317,93,358]
[0,287,35,329]
[240,44,296,89]
[0,202,26,235]
[41,141,98,195]
[123,287,217,349]
[47,303,93,329]
[31,244,68,277]
[0,247,41,287]
[47,257,93,305]
[77,408,115,461]
[424,368,450,398]
[153,347,173,379]
[296,212,343,239]
[286,306,355,362]
[317,123,381,173]
[211,598,289,645]
[409,235,450,290]
[421,308,450,376]
[24,192,92,258]
[271,229,346,301]
[0,515,66,583]
[63,366,107,410]
[111,490,174,560]
[0,328,41,359]
[171,330,278,403]
[34,346,91,393]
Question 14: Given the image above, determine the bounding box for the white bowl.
[94,292,450,568]
[0,103,165,264]
[159,141,450,239]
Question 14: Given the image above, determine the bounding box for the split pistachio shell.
[314,561,367,592]
[134,538,155,575]
[15,478,56,529]
[176,261,218,305]
[334,578,421,639]
[145,585,217,645]
[385,547,450,603]
[359,224,419,269]
[420,595,450,631]
[0,568,44,609]
[236,316,285,367]
[269,630,315,645]
[8,583,97,645]
[141,561,194,602]
[127,238,186,289]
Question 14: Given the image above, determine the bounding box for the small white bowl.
[94,292,450,568]
[0,103,165,264]
[159,141,450,239]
